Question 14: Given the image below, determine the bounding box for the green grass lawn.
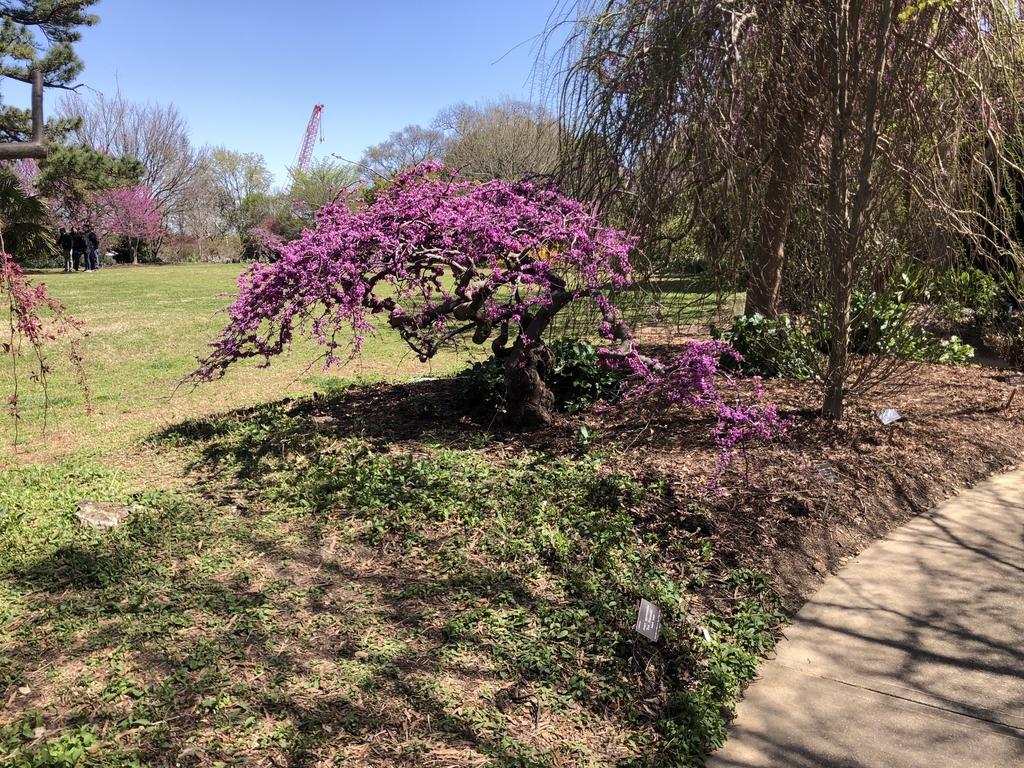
[2,264,486,460]
[3,265,731,459]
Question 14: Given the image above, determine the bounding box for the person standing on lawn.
[58,227,73,272]
[85,226,100,271]
[71,229,87,272]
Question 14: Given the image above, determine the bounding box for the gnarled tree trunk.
[499,289,574,428]
[503,339,557,428]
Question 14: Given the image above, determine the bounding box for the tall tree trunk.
[744,112,807,319]
[822,0,895,420]
[822,248,854,418]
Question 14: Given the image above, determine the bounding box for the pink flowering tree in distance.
[92,185,164,263]
[190,162,789,443]
[246,218,285,263]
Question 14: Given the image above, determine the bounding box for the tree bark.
[0,70,46,160]
[499,289,572,428]
[744,111,807,319]
[822,0,895,421]
[503,339,556,428]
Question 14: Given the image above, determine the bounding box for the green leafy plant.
[848,282,974,364]
[713,281,975,384]
[935,267,1001,323]
[932,335,976,365]
[453,354,506,410]
[575,422,597,449]
[712,314,816,380]
[548,338,628,413]
[0,720,115,768]
[455,338,628,414]
[849,282,923,356]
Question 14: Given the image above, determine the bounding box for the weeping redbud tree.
[189,163,638,426]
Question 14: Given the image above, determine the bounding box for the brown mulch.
[294,351,1024,613]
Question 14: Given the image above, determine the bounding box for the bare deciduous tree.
[358,124,449,179]
[57,89,209,237]
[434,97,559,182]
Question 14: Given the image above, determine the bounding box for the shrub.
[848,284,919,355]
[713,282,975,382]
[712,314,816,380]
[454,355,507,411]
[935,267,1001,322]
[547,338,628,413]
[848,286,974,365]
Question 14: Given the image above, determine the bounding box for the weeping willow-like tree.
[549,1,816,313]
[551,0,1024,418]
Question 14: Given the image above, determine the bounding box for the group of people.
[58,227,101,272]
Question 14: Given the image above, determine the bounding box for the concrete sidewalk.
[708,466,1024,768]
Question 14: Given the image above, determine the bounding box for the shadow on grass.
[1,450,744,766]
[153,378,501,479]
[3,498,611,765]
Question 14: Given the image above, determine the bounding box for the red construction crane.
[294,104,323,172]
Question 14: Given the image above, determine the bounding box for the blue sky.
[13,0,575,186]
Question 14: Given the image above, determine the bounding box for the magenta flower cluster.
[246,225,285,263]
[91,185,164,242]
[607,340,792,483]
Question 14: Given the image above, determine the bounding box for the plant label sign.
[635,599,662,642]
[878,408,901,426]
[1008,375,1023,387]
[814,462,837,483]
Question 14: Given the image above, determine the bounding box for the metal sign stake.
[632,599,662,673]
[1005,375,1022,410]
[878,408,901,445]
[815,462,837,519]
